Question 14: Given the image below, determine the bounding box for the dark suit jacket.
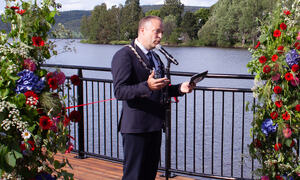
[111,41,183,133]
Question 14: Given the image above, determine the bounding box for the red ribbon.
[66,98,116,109]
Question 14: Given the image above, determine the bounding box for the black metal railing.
[42,64,255,180]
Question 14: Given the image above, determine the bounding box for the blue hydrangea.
[261,118,277,136]
[15,70,45,94]
[285,49,300,68]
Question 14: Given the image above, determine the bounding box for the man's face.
[140,19,163,50]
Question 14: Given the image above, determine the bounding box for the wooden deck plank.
[55,153,195,180]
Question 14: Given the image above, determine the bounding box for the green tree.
[181,11,197,40]
[80,15,90,38]
[194,8,210,30]
[89,3,108,41]
[145,9,161,17]
[120,0,144,40]
[160,0,184,26]
[198,0,280,47]
[162,15,177,42]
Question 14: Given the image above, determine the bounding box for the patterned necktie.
[147,51,155,68]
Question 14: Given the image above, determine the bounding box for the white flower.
[22,130,31,140]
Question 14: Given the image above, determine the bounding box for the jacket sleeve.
[168,83,185,97]
[111,48,152,100]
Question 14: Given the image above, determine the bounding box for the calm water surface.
[47,39,253,88]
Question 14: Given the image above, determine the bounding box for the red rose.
[28,140,35,151]
[10,6,19,10]
[63,115,70,126]
[263,65,271,73]
[275,175,283,180]
[48,78,58,90]
[282,111,290,121]
[271,54,278,62]
[39,116,53,130]
[70,75,81,86]
[253,139,262,148]
[295,42,300,50]
[279,23,287,30]
[255,41,260,49]
[273,86,282,94]
[270,111,278,120]
[277,46,284,54]
[284,10,291,15]
[295,104,300,112]
[259,56,267,64]
[273,30,281,37]
[274,143,282,151]
[17,9,26,15]
[275,100,283,108]
[32,36,45,47]
[290,140,295,147]
[69,110,81,122]
[20,142,26,151]
[292,64,299,72]
[285,72,293,81]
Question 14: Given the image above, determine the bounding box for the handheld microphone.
[155,44,179,65]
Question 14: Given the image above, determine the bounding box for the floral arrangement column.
[0,0,76,179]
[247,0,300,179]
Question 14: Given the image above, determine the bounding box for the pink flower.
[23,59,36,71]
[297,32,300,40]
[261,176,269,180]
[272,73,281,81]
[283,127,292,138]
[291,76,300,86]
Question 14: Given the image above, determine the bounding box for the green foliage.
[247,0,300,178]
[162,15,177,41]
[160,0,184,26]
[145,9,161,17]
[181,11,197,40]
[198,0,279,47]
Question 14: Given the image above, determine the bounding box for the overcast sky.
[1,0,218,12]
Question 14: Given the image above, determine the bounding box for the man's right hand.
[147,70,170,91]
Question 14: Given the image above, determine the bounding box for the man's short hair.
[138,16,162,30]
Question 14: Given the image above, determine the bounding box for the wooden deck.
[55,153,196,180]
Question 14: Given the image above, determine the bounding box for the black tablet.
[189,70,208,85]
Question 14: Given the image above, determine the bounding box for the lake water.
[47,39,254,88]
[46,39,256,179]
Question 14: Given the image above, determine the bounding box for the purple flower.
[261,118,277,136]
[285,49,300,68]
[15,70,45,94]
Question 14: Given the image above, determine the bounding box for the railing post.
[76,68,86,159]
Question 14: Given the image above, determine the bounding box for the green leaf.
[285,139,292,147]
[54,160,60,169]
[13,150,23,160]
[5,152,16,167]
[0,112,5,121]
[0,88,9,98]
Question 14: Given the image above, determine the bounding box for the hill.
[0,5,206,38]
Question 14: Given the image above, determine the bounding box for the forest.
[0,0,295,48]
[80,0,297,47]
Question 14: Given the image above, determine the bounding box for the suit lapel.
[131,41,153,68]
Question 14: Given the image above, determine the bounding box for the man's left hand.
[180,82,195,94]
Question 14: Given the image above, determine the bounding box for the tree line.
[80,0,294,47]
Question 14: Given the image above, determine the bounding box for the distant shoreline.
[79,39,250,49]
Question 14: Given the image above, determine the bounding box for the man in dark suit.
[111,16,194,180]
